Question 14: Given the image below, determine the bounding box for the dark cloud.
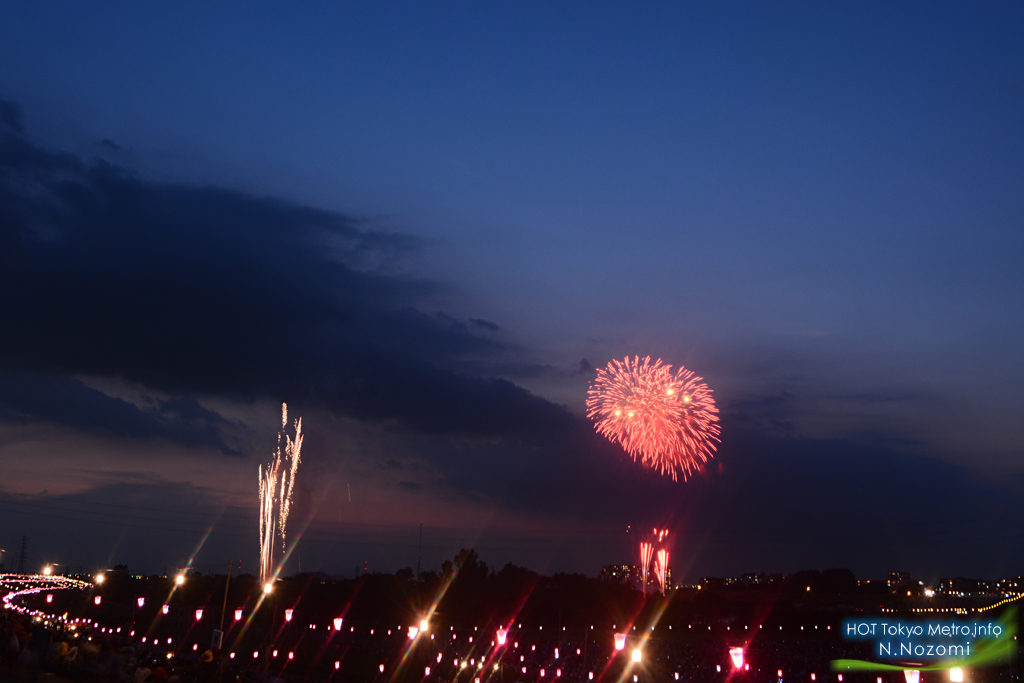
[99,138,121,150]
[468,318,500,332]
[0,371,238,454]
[0,97,23,134]
[0,107,572,442]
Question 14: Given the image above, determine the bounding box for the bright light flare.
[905,672,920,683]
[614,633,626,651]
[235,610,243,621]
[409,626,419,639]
[137,598,145,608]
[632,649,642,663]
[587,356,720,480]
[284,609,293,622]
[950,669,963,682]
[195,609,203,621]
[729,647,744,669]
[175,575,185,586]
[497,629,508,646]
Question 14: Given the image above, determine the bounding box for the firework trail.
[639,541,654,594]
[654,549,669,594]
[587,356,720,481]
[259,403,303,587]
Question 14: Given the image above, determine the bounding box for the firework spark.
[587,356,720,481]
[654,549,669,594]
[259,403,303,587]
[639,541,654,594]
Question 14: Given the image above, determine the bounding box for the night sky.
[0,3,1021,582]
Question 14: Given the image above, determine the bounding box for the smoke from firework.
[587,356,720,481]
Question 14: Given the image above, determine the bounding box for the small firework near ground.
[587,356,720,481]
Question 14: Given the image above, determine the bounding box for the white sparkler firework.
[654,549,669,594]
[639,542,654,594]
[259,403,303,587]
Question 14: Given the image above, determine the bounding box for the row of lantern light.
[0,598,981,683]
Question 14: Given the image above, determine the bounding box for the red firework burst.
[586,356,720,481]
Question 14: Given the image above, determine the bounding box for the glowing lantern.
[424,667,430,676]
[334,617,343,629]
[272,651,278,658]
[497,629,508,646]
[730,647,744,669]
[253,651,259,659]
[235,609,242,621]
[46,595,52,604]
[284,609,293,622]
[195,609,203,621]
[94,596,101,605]
[905,672,920,683]
[409,626,419,639]
[379,665,385,673]
[614,633,626,651]
[162,605,169,615]
[336,662,341,670]
[137,598,145,608]
[288,652,294,660]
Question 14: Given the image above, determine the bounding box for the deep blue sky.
[0,2,1021,581]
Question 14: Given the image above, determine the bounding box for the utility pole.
[214,558,232,651]
[219,558,233,631]
[17,536,28,574]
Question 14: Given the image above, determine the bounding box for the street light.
[95,573,105,584]
[631,649,642,664]
[263,582,273,594]
[42,566,52,576]
[175,574,185,586]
